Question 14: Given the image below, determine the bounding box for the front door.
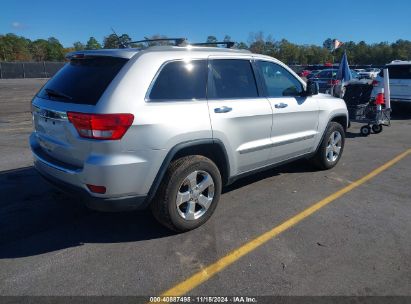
[255,60,320,163]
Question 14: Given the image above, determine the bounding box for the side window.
[149,60,207,101]
[208,59,259,99]
[256,61,303,97]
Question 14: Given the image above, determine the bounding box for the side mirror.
[305,80,319,96]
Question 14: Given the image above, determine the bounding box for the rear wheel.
[312,122,345,170]
[151,155,222,232]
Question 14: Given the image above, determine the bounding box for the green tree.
[0,33,31,61]
[103,33,132,48]
[86,37,101,50]
[73,41,85,51]
[206,35,218,47]
[46,37,65,61]
[29,39,49,61]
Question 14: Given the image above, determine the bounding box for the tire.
[150,155,222,232]
[372,124,383,134]
[360,125,371,136]
[312,122,345,170]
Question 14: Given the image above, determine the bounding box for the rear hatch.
[385,64,411,100]
[32,55,129,167]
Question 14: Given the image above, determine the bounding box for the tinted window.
[149,60,207,100]
[257,61,303,97]
[37,56,128,105]
[208,59,258,99]
[387,65,411,79]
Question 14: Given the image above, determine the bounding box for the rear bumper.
[30,133,155,211]
[37,168,148,211]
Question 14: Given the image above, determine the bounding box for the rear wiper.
[45,88,73,100]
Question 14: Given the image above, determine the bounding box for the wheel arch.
[145,139,230,206]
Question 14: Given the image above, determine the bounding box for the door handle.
[274,103,288,109]
[214,106,232,113]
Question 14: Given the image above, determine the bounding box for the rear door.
[254,60,319,163]
[387,64,411,101]
[207,57,273,174]
[32,55,129,166]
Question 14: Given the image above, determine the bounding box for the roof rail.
[129,38,187,46]
[191,41,235,48]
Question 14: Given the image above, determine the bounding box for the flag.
[337,51,352,83]
[333,39,344,51]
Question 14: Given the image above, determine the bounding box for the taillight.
[328,79,340,85]
[372,80,380,87]
[67,112,134,140]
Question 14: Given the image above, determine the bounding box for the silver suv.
[30,45,348,231]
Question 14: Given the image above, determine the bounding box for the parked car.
[358,68,380,79]
[371,60,411,106]
[299,69,311,77]
[313,69,361,93]
[30,45,348,231]
[306,70,321,80]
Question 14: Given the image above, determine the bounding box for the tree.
[223,35,232,42]
[103,33,132,48]
[73,41,85,51]
[103,34,120,48]
[29,39,49,61]
[46,37,65,61]
[86,37,101,50]
[0,33,31,61]
[234,42,248,50]
[206,35,218,47]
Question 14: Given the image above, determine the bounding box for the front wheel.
[151,155,222,232]
[311,122,345,170]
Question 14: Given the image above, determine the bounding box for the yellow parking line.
[159,148,411,297]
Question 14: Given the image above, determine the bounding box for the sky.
[1,0,411,47]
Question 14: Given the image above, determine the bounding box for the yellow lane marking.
[159,148,411,297]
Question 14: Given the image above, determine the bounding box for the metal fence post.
[0,62,2,79]
[22,62,25,78]
[43,61,47,78]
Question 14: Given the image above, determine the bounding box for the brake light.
[372,80,380,87]
[67,112,134,140]
[328,79,340,85]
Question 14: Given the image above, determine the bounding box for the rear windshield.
[37,56,128,105]
[379,65,411,79]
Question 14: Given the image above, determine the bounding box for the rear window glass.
[208,59,258,99]
[385,65,411,79]
[37,56,128,105]
[149,60,207,101]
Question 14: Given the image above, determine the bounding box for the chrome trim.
[32,105,68,121]
[239,134,315,154]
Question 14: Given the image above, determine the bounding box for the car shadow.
[0,166,173,259]
[0,159,318,259]
[223,159,316,193]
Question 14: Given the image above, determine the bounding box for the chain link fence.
[0,62,65,79]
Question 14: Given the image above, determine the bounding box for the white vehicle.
[371,61,411,105]
[358,68,380,79]
[30,40,348,231]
